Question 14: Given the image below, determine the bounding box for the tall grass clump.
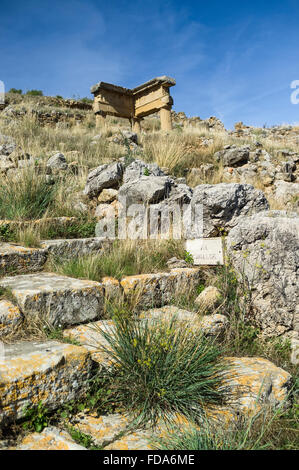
[154,399,299,450]
[0,170,55,220]
[48,239,185,281]
[97,316,227,427]
[141,133,187,172]
[153,414,271,450]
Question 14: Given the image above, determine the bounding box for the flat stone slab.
[120,268,201,308]
[140,305,228,336]
[70,413,152,450]
[41,237,111,258]
[63,320,114,365]
[0,242,47,274]
[0,273,105,328]
[0,238,111,275]
[0,341,93,426]
[12,426,86,450]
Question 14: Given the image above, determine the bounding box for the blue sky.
[1,0,299,128]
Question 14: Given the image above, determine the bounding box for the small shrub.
[26,89,43,96]
[9,88,22,94]
[22,401,49,433]
[98,316,227,427]
[184,250,194,264]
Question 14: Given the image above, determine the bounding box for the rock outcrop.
[227,210,299,337]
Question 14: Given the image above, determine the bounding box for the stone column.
[160,106,172,131]
[132,118,142,133]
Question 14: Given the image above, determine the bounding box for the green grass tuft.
[97,315,227,427]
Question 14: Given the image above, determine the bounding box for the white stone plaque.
[185,238,224,265]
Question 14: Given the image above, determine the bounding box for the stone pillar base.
[131,118,142,133]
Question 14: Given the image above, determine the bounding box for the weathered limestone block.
[194,286,222,311]
[122,159,165,184]
[83,162,124,198]
[104,431,153,450]
[0,300,23,338]
[0,238,112,275]
[227,211,299,336]
[118,175,173,205]
[0,273,105,328]
[0,242,47,274]
[70,413,152,450]
[46,153,68,171]
[221,357,292,417]
[0,341,94,426]
[215,145,250,167]
[97,188,118,203]
[140,306,228,337]
[120,268,201,308]
[13,427,86,450]
[63,320,114,365]
[41,237,111,259]
[199,314,228,336]
[273,181,299,205]
[191,183,269,237]
[102,276,122,300]
[140,305,198,323]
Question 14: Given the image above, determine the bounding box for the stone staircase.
[0,236,293,450]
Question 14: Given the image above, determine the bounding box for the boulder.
[0,142,16,156]
[199,314,228,336]
[166,257,189,268]
[84,162,124,198]
[191,183,269,237]
[47,152,68,170]
[97,188,118,203]
[195,286,222,311]
[123,159,165,184]
[0,341,93,426]
[215,145,250,167]
[273,181,299,206]
[227,211,299,336]
[0,272,105,328]
[121,130,138,144]
[118,175,173,205]
[221,357,292,416]
[12,427,87,450]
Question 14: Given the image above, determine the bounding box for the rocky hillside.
[0,93,298,450]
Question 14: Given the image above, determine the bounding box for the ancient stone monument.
[91,76,176,132]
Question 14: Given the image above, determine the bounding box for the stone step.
[64,318,292,420]
[12,426,87,450]
[0,272,105,328]
[120,268,201,307]
[69,412,153,450]
[0,299,23,338]
[0,237,110,274]
[62,306,229,366]
[0,340,94,426]
[63,320,114,365]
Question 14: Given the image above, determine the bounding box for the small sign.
[185,238,224,266]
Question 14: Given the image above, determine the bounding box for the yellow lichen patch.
[70,413,130,447]
[13,427,86,450]
[220,356,292,417]
[0,341,93,425]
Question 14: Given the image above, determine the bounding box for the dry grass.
[47,239,186,281]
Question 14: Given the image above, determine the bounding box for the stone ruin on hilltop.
[91,76,175,132]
